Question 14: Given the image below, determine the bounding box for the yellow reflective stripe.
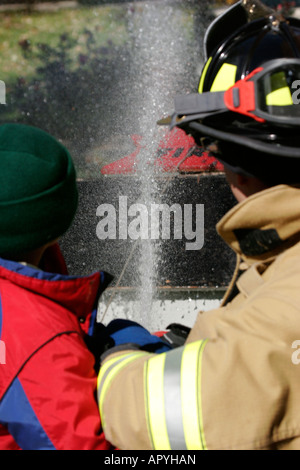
[266,87,293,106]
[181,340,208,450]
[98,351,134,381]
[264,71,293,106]
[198,57,212,93]
[97,351,148,429]
[145,340,209,450]
[211,63,237,92]
[145,353,170,450]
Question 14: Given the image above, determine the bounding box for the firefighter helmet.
[171,1,300,184]
[199,0,300,94]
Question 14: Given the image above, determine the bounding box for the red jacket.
[0,245,113,450]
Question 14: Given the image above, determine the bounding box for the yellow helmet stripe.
[198,57,212,93]
[266,87,293,105]
[265,71,293,106]
[145,340,209,450]
[211,63,238,92]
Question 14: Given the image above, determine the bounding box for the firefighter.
[97,1,300,450]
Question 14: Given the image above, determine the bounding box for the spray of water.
[125,0,202,329]
[98,1,211,329]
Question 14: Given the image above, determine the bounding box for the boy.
[0,123,113,450]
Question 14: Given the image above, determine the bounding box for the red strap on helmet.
[224,67,265,122]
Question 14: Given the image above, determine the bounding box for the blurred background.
[0,0,297,177]
[0,0,298,329]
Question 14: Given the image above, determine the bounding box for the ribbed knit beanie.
[0,123,78,257]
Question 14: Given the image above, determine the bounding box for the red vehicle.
[101,128,224,175]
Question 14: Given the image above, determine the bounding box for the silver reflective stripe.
[164,348,187,450]
[145,340,208,450]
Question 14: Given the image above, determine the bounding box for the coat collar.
[217,184,300,265]
[0,257,109,324]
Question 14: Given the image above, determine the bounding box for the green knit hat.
[0,123,78,257]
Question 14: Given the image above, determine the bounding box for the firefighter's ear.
[223,167,247,202]
[236,173,270,199]
[224,167,269,202]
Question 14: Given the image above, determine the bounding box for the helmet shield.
[174,59,300,127]
[255,60,300,123]
[168,59,300,162]
[161,1,300,182]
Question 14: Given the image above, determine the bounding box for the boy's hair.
[0,123,78,257]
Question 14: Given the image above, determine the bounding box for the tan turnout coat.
[98,184,300,450]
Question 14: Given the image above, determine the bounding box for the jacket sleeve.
[97,340,209,450]
[9,332,113,450]
[98,294,300,450]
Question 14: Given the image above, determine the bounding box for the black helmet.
[167,1,300,184]
[199,0,300,94]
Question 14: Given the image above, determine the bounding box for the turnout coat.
[0,244,112,450]
[98,184,300,450]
